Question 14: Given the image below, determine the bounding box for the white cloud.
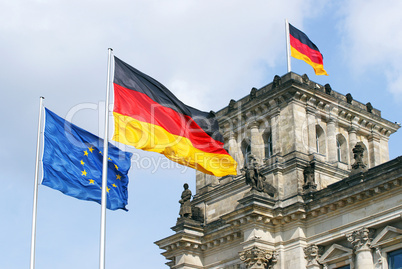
[339,0,402,98]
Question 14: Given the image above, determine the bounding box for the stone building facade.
[155,73,402,269]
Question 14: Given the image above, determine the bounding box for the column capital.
[348,125,359,134]
[239,246,277,269]
[346,227,375,250]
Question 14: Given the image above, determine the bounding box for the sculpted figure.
[242,155,277,197]
[179,183,192,218]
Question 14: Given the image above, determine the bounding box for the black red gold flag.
[289,23,328,75]
[112,57,237,177]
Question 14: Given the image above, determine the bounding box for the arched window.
[336,134,348,163]
[264,132,272,159]
[337,140,342,162]
[241,138,252,164]
[315,125,326,155]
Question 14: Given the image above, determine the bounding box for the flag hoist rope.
[30,96,44,269]
[100,48,113,269]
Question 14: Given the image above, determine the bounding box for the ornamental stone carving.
[241,155,277,197]
[250,87,257,100]
[272,75,282,89]
[366,102,373,113]
[351,142,368,174]
[303,162,317,192]
[347,227,375,269]
[346,227,374,250]
[324,84,332,95]
[302,74,309,84]
[304,244,323,268]
[346,93,353,104]
[239,246,277,269]
[228,99,236,112]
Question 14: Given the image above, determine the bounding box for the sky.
[1,0,402,268]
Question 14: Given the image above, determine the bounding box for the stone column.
[239,246,277,269]
[348,126,358,167]
[347,228,374,269]
[327,118,337,163]
[304,244,322,269]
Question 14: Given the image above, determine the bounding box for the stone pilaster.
[239,246,277,269]
[327,118,337,163]
[250,121,264,163]
[270,109,281,156]
[228,132,241,174]
[304,244,323,269]
[306,106,317,154]
[347,227,374,269]
[368,132,381,167]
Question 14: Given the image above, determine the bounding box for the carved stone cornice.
[239,246,277,269]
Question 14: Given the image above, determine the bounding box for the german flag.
[112,57,237,177]
[289,23,328,75]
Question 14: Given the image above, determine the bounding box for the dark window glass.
[388,248,402,269]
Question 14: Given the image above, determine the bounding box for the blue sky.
[1,0,402,268]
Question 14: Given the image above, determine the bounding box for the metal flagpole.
[30,96,45,269]
[285,18,291,73]
[99,48,113,269]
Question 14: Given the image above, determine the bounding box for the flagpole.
[285,18,291,73]
[99,48,113,269]
[30,96,45,269]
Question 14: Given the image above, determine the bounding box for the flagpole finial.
[40,96,45,99]
[108,48,113,51]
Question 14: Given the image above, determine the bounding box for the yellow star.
[116,174,121,180]
[106,187,110,193]
[99,150,102,154]
[81,170,87,176]
[88,146,94,153]
[112,183,117,188]
[114,164,119,170]
[80,160,85,165]
[84,150,88,156]
[108,157,112,161]
[89,179,95,184]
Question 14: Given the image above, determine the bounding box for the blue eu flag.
[42,108,132,211]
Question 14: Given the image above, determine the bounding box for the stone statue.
[346,93,353,104]
[366,102,373,113]
[272,75,282,89]
[228,99,236,112]
[324,84,332,95]
[303,162,317,191]
[302,74,309,84]
[179,183,192,218]
[241,155,277,197]
[351,142,367,174]
[250,87,257,100]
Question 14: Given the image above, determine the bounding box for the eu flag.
[42,108,132,211]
